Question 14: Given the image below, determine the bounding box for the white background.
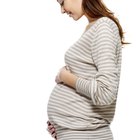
[0,0,139,140]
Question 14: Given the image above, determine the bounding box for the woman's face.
[57,0,84,20]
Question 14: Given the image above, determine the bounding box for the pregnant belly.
[47,84,107,130]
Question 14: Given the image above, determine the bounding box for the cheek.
[64,1,73,11]
[73,2,83,14]
[74,7,84,16]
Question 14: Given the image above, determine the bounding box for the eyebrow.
[57,0,64,5]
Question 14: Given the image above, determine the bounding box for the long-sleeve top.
[47,17,122,131]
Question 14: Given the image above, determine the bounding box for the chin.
[72,15,83,21]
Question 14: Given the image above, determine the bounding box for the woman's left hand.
[47,121,57,140]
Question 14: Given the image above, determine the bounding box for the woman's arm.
[56,20,121,106]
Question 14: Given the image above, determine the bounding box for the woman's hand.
[55,65,78,89]
[47,121,57,140]
[55,66,70,84]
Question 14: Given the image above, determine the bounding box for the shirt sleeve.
[75,20,120,105]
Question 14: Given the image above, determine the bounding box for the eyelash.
[61,1,64,6]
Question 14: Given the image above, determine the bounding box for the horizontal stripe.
[47,17,122,139]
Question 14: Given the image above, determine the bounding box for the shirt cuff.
[75,77,93,99]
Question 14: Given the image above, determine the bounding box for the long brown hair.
[82,0,128,45]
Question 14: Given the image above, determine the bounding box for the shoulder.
[92,17,119,33]
[89,17,120,40]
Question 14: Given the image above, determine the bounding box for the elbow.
[91,87,117,105]
[101,93,117,105]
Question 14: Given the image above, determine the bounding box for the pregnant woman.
[47,0,127,139]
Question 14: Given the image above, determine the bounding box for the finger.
[52,132,57,138]
[48,125,54,129]
[48,127,55,133]
[65,65,70,71]
[47,125,54,131]
[49,127,55,133]
[48,126,56,133]
[50,128,56,134]
[47,128,55,135]
[51,130,57,137]
[47,121,51,125]
[55,75,60,83]
[47,124,57,139]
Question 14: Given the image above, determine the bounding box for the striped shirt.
[47,17,122,132]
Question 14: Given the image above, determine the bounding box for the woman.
[47,0,125,139]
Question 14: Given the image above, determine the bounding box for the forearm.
[58,66,118,105]
[59,68,93,97]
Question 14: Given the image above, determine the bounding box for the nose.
[61,6,65,14]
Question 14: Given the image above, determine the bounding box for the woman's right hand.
[47,121,57,140]
[55,66,71,84]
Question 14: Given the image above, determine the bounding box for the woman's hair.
[82,0,128,45]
